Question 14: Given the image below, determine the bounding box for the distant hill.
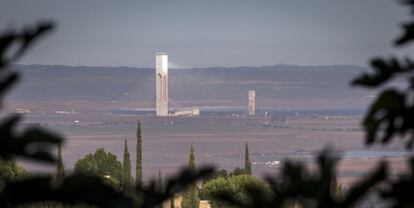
[7,64,370,109]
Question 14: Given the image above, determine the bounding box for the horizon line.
[13,63,368,70]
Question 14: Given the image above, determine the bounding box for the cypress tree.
[188,144,196,172]
[156,170,163,192]
[244,142,252,175]
[122,140,133,192]
[155,170,164,208]
[181,144,199,208]
[56,143,65,182]
[136,121,143,186]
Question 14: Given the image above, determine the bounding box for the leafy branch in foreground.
[0,22,63,162]
[0,22,54,68]
[352,0,414,149]
[0,22,134,207]
[382,158,414,208]
[136,166,214,208]
[0,175,132,208]
[0,22,215,208]
[212,150,387,208]
[395,0,414,46]
[0,115,62,163]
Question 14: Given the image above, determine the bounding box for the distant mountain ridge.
[13,64,366,71]
[7,64,370,109]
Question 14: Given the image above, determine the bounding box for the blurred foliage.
[200,174,269,208]
[348,1,414,205]
[5,1,414,207]
[0,22,214,208]
[0,22,133,208]
[135,167,214,208]
[0,22,62,163]
[352,0,414,149]
[210,1,414,208]
[156,171,163,194]
[0,159,29,181]
[0,115,63,163]
[381,157,414,208]
[212,150,386,208]
[56,144,65,183]
[155,171,164,208]
[0,174,131,208]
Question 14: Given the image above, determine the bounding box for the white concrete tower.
[156,53,168,116]
[248,90,256,116]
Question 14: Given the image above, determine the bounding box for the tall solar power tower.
[248,90,256,116]
[156,53,168,116]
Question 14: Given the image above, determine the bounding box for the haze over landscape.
[9,64,370,109]
[6,63,403,185]
[0,0,407,184]
[1,0,413,67]
[2,1,414,208]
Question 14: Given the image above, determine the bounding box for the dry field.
[16,112,410,187]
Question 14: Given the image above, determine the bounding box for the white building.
[248,90,255,116]
[156,53,169,116]
[171,107,200,117]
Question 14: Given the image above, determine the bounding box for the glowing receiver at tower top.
[156,53,168,116]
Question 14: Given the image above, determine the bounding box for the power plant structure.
[248,90,256,116]
[153,53,258,118]
[156,53,168,116]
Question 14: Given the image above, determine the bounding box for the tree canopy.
[74,148,122,181]
[56,143,65,182]
[0,21,213,208]
[200,175,269,208]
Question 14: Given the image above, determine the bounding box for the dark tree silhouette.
[213,150,386,208]
[244,142,252,175]
[136,121,143,187]
[56,143,65,182]
[122,140,133,193]
[352,0,414,149]
[0,22,133,208]
[0,23,214,208]
[181,144,200,208]
[6,1,414,207]
[213,1,414,208]
[155,171,164,208]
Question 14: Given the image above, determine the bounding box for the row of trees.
[69,136,254,208]
[180,143,254,208]
[0,18,237,208]
[5,1,414,207]
[0,23,269,207]
[71,122,143,193]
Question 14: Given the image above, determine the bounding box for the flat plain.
[16,112,409,186]
[7,64,408,186]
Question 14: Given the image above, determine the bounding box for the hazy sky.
[0,0,412,68]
